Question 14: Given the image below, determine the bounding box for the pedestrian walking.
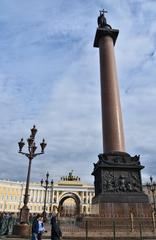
[32,214,45,240]
[38,215,45,240]
[51,214,62,240]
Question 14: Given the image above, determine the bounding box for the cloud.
[0,0,155,185]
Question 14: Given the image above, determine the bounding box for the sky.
[0,0,156,185]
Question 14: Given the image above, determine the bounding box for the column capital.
[94,28,119,48]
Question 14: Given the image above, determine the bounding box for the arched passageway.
[58,193,80,217]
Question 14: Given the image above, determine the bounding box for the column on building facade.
[40,190,42,204]
[31,189,33,203]
[39,189,41,203]
[46,190,48,204]
[29,189,32,203]
[42,189,45,203]
[33,189,35,203]
[37,189,40,203]
[49,189,52,210]
[39,190,41,203]
[29,189,31,203]
[82,191,84,203]
[19,184,23,209]
[22,184,25,205]
[36,189,38,203]
[54,190,56,202]
[56,190,59,204]
[89,192,92,204]
[81,191,84,213]
[36,190,39,203]
[46,190,49,211]
[34,189,36,203]
[35,189,38,202]
[86,191,88,205]
[48,189,50,203]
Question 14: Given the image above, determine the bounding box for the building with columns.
[0,171,154,215]
[0,172,94,216]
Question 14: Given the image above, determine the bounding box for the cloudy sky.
[0,0,156,184]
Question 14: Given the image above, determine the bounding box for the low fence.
[59,216,156,239]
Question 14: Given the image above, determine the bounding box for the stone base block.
[92,192,149,204]
[12,223,30,237]
[91,202,152,217]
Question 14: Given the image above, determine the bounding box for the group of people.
[32,213,62,240]
[0,212,16,236]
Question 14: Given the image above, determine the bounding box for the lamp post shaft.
[41,173,53,221]
[50,183,54,213]
[43,185,48,215]
[24,158,32,205]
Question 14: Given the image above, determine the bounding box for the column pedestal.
[12,205,30,237]
[12,224,30,237]
[92,152,151,217]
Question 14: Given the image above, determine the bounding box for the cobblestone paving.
[0,238,51,240]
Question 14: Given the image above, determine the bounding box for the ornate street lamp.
[41,172,53,221]
[146,176,156,214]
[18,125,47,224]
[50,179,54,214]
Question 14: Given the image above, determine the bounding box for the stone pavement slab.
[1,237,156,240]
[0,238,50,240]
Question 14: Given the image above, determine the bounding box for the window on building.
[83,206,86,213]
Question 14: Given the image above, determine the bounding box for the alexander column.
[92,10,149,217]
[95,10,125,154]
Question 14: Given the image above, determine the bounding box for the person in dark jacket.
[51,214,62,240]
[32,214,39,240]
[37,215,45,240]
[32,214,45,240]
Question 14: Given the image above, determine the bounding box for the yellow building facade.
[0,173,94,215]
